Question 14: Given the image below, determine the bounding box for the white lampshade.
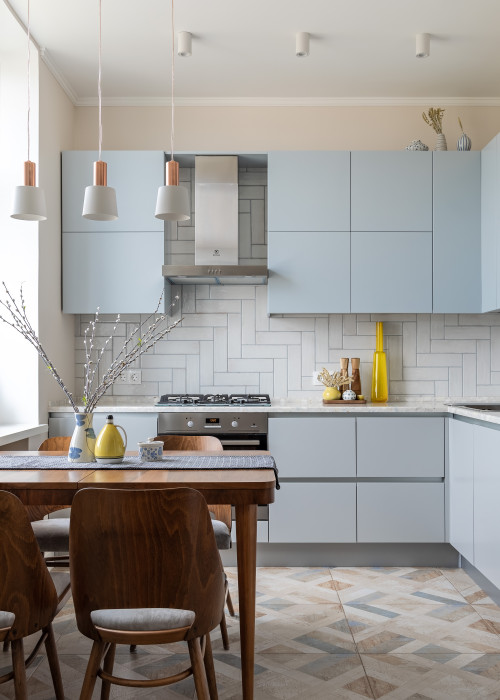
[11,185,47,221]
[155,184,190,221]
[416,33,430,58]
[82,185,118,221]
[178,31,192,57]
[296,32,310,57]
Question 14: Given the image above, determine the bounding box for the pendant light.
[82,0,118,221]
[155,0,190,221]
[11,0,47,221]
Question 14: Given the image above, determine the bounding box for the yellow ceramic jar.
[322,386,341,401]
[95,415,127,463]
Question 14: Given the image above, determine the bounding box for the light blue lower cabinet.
[268,482,357,543]
[448,418,474,563]
[473,423,500,590]
[357,483,445,543]
[351,231,432,313]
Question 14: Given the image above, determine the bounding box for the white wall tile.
[213,372,260,386]
[403,367,449,381]
[315,318,329,363]
[417,353,463,367]
[242,345,287,358]
[463,354,477,397]
[388,335,403,381]
[270,317,315,331]
[416,315,431,353]
[214,327,227,372]
[199,340,214,387]
[256,331,301,345]
[273,358,288,398]
[430,314,445,339]
[196,299,242,314]
[255,286,269,332]
[301,332,315,377]
[228,359,273,373]
[402,322,417,367]
[186,355,200,393]
[328,315,343,348]
[288,345,301,391]
[209,286,256,300]
[477,339,491,385]
[434,380,449,396]
[491,327,500,372]
[343,315,357,335]
[444,326,490,340]
[228,313,241,358]
[431,339,477,354]
[241,300,256,345]
[449,367,463,397]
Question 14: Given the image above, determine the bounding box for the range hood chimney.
[162,155,268,285]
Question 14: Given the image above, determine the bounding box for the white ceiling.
[4,0,500,106]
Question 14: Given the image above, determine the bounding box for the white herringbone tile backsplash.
[74,298,500,401]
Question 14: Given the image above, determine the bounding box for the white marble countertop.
[47,396,500,422]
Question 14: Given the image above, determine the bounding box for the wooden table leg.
[235,503,257,700]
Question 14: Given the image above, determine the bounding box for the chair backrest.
[155,435,223,451]
[0,491,58,639]
[39,436,72,452]
[70,487,225,642]
[154,435,231,529]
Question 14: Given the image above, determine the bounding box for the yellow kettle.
[95,415,127,463]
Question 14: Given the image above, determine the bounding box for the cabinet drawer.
[269,482,356,543]
[357,483,445,543]
[269,416,356,477]
[357,417,444,478]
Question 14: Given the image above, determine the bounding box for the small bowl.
[138,441,163,461]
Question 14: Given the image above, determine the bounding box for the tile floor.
[2,567,500,699]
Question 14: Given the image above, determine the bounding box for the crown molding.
[75,95,500,108]
[39,49,79,105]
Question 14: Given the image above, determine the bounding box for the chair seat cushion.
[212,519,231,550]
[0,611,15,629]
[91,608,195,632]
[31,518,70,552]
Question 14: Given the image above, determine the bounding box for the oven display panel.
[205,417,221,428]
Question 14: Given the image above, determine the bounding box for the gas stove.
[156,393,271,407]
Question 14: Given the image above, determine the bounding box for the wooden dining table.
[0,450,276,700]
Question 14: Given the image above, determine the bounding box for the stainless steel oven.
[157,412,268,450]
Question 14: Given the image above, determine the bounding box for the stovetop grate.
[156,393,271,406]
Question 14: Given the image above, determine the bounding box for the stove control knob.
[187,420,194,428]
[231,420,238,428]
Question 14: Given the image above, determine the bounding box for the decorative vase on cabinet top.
[323,386,341,401]
[371,322,388,403]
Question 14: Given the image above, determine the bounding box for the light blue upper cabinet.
[351,231,432,313]
[63,231,165,314]
[62,151,165,232]
[481,135,498,312]
[351,151,432,231]
[268,231,350,313]
[268,151,350,231]
[433,152,481,313]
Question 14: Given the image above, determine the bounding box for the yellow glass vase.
[371,322,388,403]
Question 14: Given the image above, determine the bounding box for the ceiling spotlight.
[178,31,192,57]
[296,32,310,57]
[416,33,430,59]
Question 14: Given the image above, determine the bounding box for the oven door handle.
[220,439,263,446]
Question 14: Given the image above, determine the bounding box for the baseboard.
[220,542,459,568]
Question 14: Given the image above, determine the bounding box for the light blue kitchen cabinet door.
[63,231,165,313]
[433,152,481,313]
[350,231,432,312]
[268,231,350,313]
[474,423,500,589]
[351,151,432,231]
[268,482,356,543]
[62,151,165,233]
[357,417,444,478]
[268,416,356,477]
[268,151,350,231]
[357,483,445,543]
[448,418,474,563]
[481,136,499,311]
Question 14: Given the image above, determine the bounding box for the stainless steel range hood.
[163,155,268,285]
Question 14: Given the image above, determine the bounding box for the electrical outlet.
[116,370,142,385]
[129,370,142,385]
[312,371,322,386]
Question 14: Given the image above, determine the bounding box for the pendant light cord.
[26,0,31,162]
[98,0,102,161]
[170,0,175,162]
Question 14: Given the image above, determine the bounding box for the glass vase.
[371,322,388,403]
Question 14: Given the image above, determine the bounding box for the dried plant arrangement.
[317,367,353,389]
[0,283,182,413]
[422,107,445,134]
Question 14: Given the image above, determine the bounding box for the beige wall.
[38,61,75,421]
[74,104,500,152]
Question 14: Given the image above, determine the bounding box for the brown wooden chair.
[70,487,225,699]
[155,435,236,648]
[0,490,71,699]
[29,437,72,567]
